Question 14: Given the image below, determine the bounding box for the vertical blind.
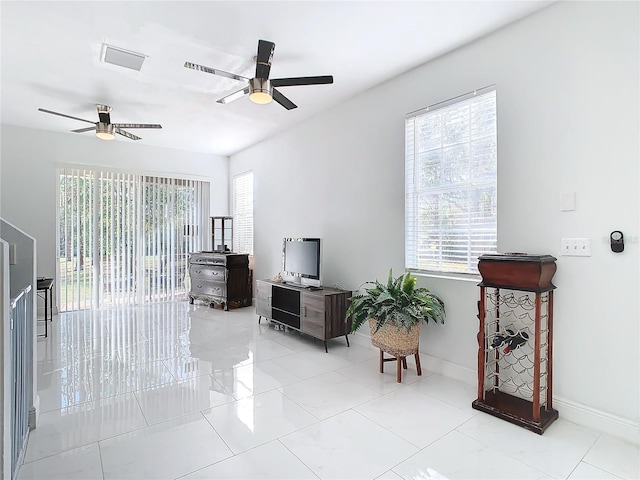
[232,171,254,255]
[59,168,209,311]
[405,87,497,275]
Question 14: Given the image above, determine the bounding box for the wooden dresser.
[188,252,251,310]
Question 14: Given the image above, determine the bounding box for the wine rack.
[472,253,559,434]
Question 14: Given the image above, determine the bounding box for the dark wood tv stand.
[255,280,352,352]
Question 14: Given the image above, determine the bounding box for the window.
[233,171,254,255]
[405,87,497,276]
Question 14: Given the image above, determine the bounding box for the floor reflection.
[37,301,254,417]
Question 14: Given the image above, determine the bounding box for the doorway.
[58,168,209,311]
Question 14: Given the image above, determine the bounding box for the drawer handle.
[196,285,221,293]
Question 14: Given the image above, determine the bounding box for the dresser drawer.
[190,265,226,281]
[189,253,227,266]
[190,281,226,298]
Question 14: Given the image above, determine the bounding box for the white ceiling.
[1,1,552,157]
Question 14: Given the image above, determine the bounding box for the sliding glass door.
[59,168,209,312]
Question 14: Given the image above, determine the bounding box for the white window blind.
[405,87,497,275]
[233,171,254,255]
[58,168,209,311]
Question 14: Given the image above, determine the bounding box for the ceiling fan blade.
[255,40,275,80]
[71,126,97,133]
[184,61,249,82]
[272,88,297,110]
[271,75,334,87]
[216,86,250,105]
[38,108,95,124]
[112,123,162,129]
[115,128,141,141]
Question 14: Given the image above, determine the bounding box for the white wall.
[0,240,11,480]
[0,125,230,311]
[231,1,639,431]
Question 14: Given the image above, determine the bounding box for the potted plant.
[345,269,445,381]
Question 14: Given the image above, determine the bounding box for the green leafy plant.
[346,269,445,334]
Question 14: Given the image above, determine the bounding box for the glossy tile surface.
[457,413,601,479]
[357,387,476,448]
[19,301,639,480]
[336,356,423,395]
[24,392,147,462]
[567,462,623,480]
[18,443,103,480]
[99,412,232,479]
[202,389,317,453]
[180,440,317,479]
[391,430,549,479]
[581,433,640,479]
[212,358,303,399]
[135,375,236,425]
[405,371,478,411]
[280,410,420,479]
[278,371,380,419]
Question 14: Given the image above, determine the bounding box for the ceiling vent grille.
[101,44,146,71]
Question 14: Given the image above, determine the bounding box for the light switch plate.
[561,192,576,211]
[561,238,591,256]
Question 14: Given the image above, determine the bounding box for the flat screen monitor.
[282,238,321,286]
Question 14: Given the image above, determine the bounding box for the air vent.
[101,44,146,71]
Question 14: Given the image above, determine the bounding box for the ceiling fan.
[184,39,333,110]
[37,104,162,141]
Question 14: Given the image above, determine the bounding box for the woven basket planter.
[369,318,421,357]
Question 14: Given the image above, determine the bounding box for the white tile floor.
[18,301,639,480]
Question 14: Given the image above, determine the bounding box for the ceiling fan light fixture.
[96,122,115,140]
[249,78,272,104]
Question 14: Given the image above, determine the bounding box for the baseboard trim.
[421,354,476,386]
[28,406,37,430]
[420,353,639,445]
[552,396,639,445]
[31,394,40,429]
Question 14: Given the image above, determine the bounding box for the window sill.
[408,269,481,283]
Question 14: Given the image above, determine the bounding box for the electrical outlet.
[561,238,591,256]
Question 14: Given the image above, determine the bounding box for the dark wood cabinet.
[188,252,251,310]
[256,280,352,351]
